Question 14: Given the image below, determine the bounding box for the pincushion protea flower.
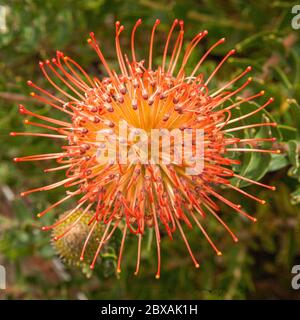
[11,19,280,278]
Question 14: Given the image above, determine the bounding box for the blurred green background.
[0,0,300,299]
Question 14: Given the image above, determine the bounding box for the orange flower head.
[12,19,279,278]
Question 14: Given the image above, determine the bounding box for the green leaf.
[287,140,299,169]
[232,151,271,188]
[268,153,289,172]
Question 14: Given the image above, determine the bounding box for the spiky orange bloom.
[12,19,279,278]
